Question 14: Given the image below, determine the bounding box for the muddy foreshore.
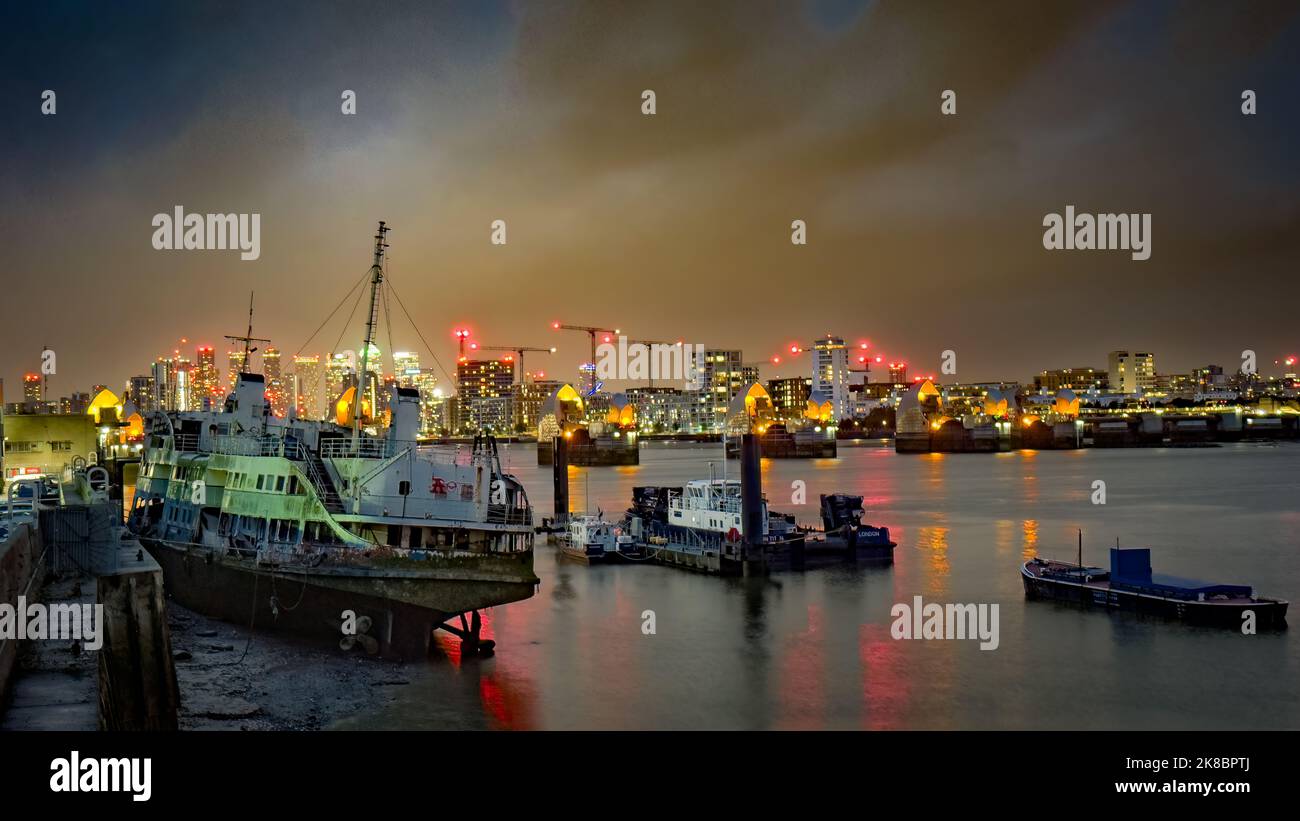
[4,572,418,731]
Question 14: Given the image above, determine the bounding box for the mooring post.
[553,435,569,528]
[740,433,765,576]
[97,541,179,730]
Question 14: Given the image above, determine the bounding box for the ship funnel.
[388,386,421,441]
[231,372,267,426]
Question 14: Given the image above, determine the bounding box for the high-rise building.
[693,349,746,431]
[456,359,514,434]
[292,354,324,420]
[515,379,563,433]
[263,346,288,416]
[151,359,171,410]
[175,360,193,411]
[127,375,156,412]
[812,335,850,421]
[887,362,908,386]
[625,386,705,432]
[194,345,219,408]
[423,388,452,437]
[1108,350,1156,394]
[227,349,247,388]
[22,373,41,405]
[326,353,354,415]
[766,376,813,421]
[392,351,421,384]
[391,352,442,434]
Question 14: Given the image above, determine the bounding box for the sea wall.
[0,522,44,704]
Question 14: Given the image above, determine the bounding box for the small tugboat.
[800,494,896,562]
[623,478,803,574]
[560,514,640,563]
[1023,539,1288,629]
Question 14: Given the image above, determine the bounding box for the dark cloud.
[2,0,1298,399]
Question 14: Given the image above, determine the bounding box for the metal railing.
[211,434,286,457]
[319,438,472,466]
[319,438,392,459]
[293,443,342,510]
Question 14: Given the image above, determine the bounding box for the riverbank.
[2,570,416,731]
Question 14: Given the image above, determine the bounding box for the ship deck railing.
[210,434,288,457]
[319,438,472,465]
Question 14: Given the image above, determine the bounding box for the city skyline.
[5,330,1297,414]
[4,2,1299,393]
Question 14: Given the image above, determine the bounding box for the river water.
[330,440,1298,729]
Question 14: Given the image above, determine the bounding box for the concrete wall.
[0,522,44,704]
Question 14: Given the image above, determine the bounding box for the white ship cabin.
[138,375,533,551]
[667,479,767,537]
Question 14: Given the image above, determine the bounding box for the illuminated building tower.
[1108,350,1156,394]
[292,354,324,420]
[888,362,908,386]
[175,362,193,411]
[359,343,383,418]
[127,375,156,412]
[227,349,247,388]
[392,352,441,430]
[766,376,813,422]
[194,345,219,408]
[391,354,441,434]
[326,353,354,409]
[694,349,745,432]
[151,359,171,410]
[393,351,421,386]
[263,346,288,416]
[812,335,850,422]
[456,358,514,434]
[22,373,41,405]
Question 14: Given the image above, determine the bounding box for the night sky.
[3,0,1298,397]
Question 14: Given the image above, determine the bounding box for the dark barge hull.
[143,538,538,659]
[558,544,614,564]
[557,543,646,564]
[806,536,896,563]
[1021,566,1288,629]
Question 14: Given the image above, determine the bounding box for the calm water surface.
[336,441,1300,730]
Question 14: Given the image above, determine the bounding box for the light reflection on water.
[268,440,1295,730]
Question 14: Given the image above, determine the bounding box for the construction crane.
[453,328,472,360]
[627,339,677,389]
[550,322,620,395]
[473,345,556,385]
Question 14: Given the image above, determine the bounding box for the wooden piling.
[553,435,569,526]
[96,543,179,730]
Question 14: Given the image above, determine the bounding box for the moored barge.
[1022,547,1287,628]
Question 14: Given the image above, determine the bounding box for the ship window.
[256,475,265,490]
[276,476,286,492]
[399,480,411,496]
[288,476,298,494]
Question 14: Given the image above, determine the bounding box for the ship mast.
[351,221,389,462]
[224,291,270,375]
